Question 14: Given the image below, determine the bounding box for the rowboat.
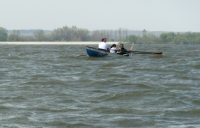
[86,46,108,57]
[86,46,162,57]
[86,46,130,57]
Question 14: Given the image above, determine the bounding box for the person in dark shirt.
[117,43,128,55]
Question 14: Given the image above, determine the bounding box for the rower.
[117,43,128,55]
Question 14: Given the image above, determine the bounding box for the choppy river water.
[0,44,200,127]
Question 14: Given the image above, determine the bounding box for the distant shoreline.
[0,42,119,45]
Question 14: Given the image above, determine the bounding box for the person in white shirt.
[98,38,109,51]
[110,44,117,53]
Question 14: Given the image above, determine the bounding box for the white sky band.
[1,0,200,32]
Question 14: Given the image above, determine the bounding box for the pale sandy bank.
[0,42,119,45]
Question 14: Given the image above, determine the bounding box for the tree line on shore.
[0,26,200,44]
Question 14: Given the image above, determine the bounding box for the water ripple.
[0,44,200,127]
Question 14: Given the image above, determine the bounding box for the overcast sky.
[1,0,200,32]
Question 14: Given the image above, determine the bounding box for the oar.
[128,50,162,54]
[127,43,162,54]
[129,43,134,51]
